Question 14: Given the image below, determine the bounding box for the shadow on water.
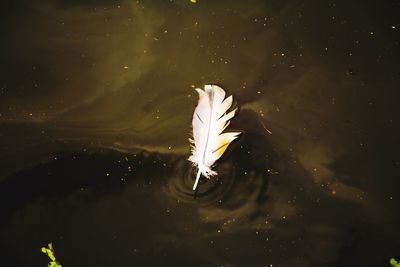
[0,108,280,224]
[0,150,172,226]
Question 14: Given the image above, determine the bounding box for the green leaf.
[40,243,62,267]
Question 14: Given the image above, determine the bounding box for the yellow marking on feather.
[215,138,233,158]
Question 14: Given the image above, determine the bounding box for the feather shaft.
[193,169,202,190]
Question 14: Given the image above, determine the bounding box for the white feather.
[189,85,241,190]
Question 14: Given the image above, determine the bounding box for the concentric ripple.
[163,156,237,206]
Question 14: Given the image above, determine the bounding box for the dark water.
[1,0,400,266]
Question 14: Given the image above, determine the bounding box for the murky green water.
[1,1,400,266]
